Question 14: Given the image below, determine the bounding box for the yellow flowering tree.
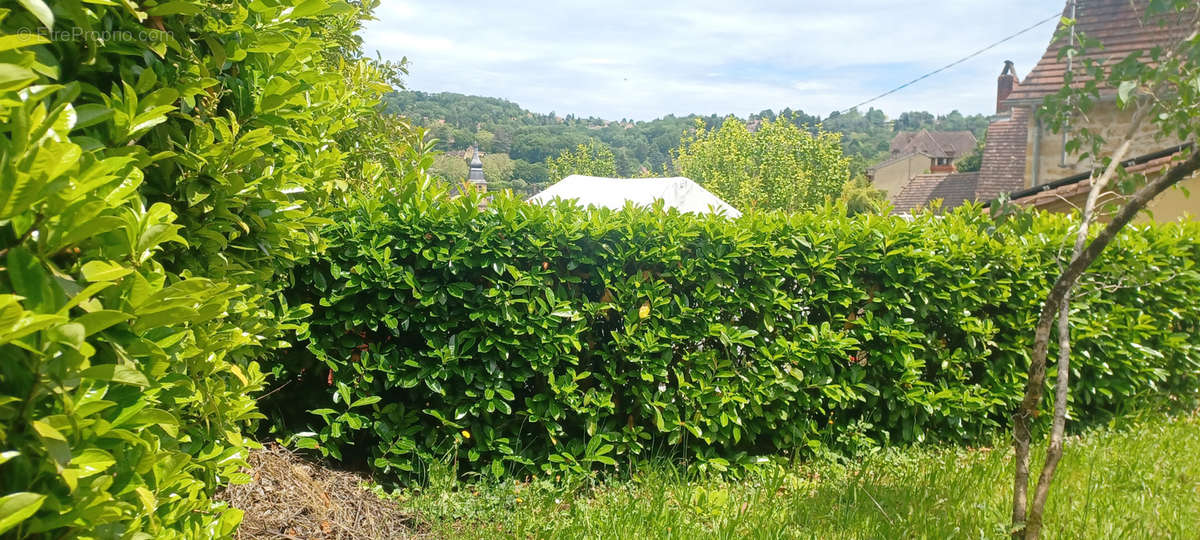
[673,117,851,213]
[547,141,618,181]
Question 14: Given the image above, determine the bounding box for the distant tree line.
[384,91,990,196]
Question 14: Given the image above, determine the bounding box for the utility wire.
[838,12,1064,114]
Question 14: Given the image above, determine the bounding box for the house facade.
[869,153,936,200]
[896,0,1199,220]
[869,129,976,200]
[1003,0,1197,219]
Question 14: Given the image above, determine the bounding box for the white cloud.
[377,32,454,54]
[792,81,833,93]
[373,2,418,20]
[363,0,1062,120]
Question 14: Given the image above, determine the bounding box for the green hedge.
[283,187,1200,479]
[0,0,406,536]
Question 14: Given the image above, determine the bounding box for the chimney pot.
[997,60,1020,114]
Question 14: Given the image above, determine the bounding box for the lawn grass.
[393,411,1200,539]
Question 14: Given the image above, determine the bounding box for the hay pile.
[218,444,423,539]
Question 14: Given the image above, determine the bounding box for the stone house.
[868,130,977,200]
[895,0,1199,219]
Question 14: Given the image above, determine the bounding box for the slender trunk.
[1024,299,1072,539]
[1012,410,1032,530]
[1012,97,1152,535]
[1011,140,1197,539]
[1026,132,1139,539]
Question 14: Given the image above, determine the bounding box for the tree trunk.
[1024,299,1072,538]
[1011,147,1200,538]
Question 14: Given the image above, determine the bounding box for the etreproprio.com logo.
[14,27,170,42]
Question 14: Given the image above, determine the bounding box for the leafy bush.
[284,188,1200,480]
[0,0,405,536]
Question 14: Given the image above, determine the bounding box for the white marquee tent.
[527,175,741,218]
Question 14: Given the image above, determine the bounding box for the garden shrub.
[286,187,1200,480]
[0,0,408,536]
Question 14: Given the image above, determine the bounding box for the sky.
[361,1,1063,121]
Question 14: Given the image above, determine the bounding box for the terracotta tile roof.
[1124,150,1184,175]
[975,108,1032,201]
[892,172,981,214]
[1011,148,1187,209]
[868,151,932,172]
[889,130,978,159]
[1005,0,1198,104]
[892,174,947,214]
[1012,176,1108,211]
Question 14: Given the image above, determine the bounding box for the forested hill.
[382,90,991,190]
[383,91,716,174]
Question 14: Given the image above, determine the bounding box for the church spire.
[467,147,487,192]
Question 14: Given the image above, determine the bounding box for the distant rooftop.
[892,172,980,214]
[889,130,977,159]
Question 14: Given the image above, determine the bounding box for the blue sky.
[362,1,1062,121]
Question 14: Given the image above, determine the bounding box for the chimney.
[997,60,1020,113]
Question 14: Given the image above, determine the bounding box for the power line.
[838,12,1063,114]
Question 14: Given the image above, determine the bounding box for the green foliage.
[482,153,516,187]
[511,160,552,195]
[342,111,437,198]
[674,117,851,212]
[955,139,986,173]
[282,189,1200,483]
[892,110,991,136]
[839,177,888,216]
[0,0,404,536]
[547,142,618,181]
[383,91,705,174]
[430,154,471,184]
[429,152,530,194]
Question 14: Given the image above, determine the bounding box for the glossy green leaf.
[0,492,46,535]
[80,260,133,282]
[80,364,149,387]
[16,0,54,29]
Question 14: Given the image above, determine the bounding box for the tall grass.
[397,412,1200,538]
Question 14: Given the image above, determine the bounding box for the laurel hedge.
[0,0,408,537]
[282,187,1200,480]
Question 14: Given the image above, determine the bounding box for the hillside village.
[426,1,1198,222]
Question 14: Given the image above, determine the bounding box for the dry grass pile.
[217,444,424,539]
